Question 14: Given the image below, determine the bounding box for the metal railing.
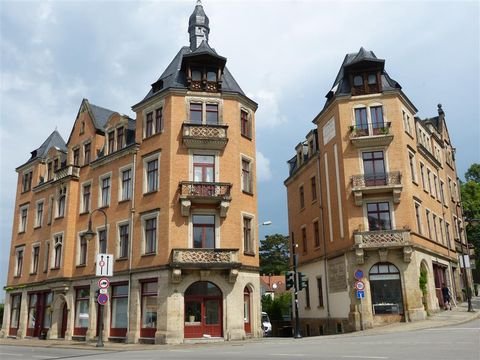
[179,181,232,198]
[349,122,391,137]
[351,171,401,188]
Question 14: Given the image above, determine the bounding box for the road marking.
[342,356,388,359]
[270,354,305,357]
[0,354,22,357]
[426,327,480,331]
[33,356,55,359]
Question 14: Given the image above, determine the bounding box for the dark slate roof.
[418,105,446,134]
[325,47,401,102]
[189,0,209,30]
[139,46,245,104]
[89,102,118,130]
[183,40,226,62]
[18,130,67,169]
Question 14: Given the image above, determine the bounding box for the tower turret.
[188,0,210,50]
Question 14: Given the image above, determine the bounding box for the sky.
[0,0,479,302]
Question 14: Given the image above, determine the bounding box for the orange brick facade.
[1,2,261,344]
[285,49,472,335]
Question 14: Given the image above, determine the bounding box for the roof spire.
[188,0,210,51]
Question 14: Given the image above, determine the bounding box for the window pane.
[190,103,202,123]
[142,296,157,328]
[353,75,363,86]
[112,298,128,328]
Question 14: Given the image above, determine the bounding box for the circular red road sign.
[98,277,110,289]
[354,281,365,291]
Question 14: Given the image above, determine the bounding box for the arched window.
[369,262,403,315]
[244,286,251,333]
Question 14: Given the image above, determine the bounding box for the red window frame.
[74,287,90,336]
[110,283,128,337]
[140,280,158,338]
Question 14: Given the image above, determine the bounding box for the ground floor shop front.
[295,245,465,336]
[1,269,262,344]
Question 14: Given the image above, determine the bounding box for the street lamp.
[290,232,302,339]
[462,217,479,312]
[81,208,108,347]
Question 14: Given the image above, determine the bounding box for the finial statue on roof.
[188,0,210,50]
[437,103,444,116]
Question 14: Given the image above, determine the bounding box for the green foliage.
[461,163,480,270]
[259,234,290,275]
[261,292,292,321]
[419,268,428,295]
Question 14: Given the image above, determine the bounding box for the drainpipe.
[126,146,138,341]
[316,152,331,330]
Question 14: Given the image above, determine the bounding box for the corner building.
[1,1,260,344]
[285,48,471,335]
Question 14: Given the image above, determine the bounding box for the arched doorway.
[369,262,404,316]
[243,286,251,334]
[184,281,222,338]
[58,302,68,338]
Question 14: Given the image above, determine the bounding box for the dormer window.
[353,75,363,87]
[192,69,202,81]
[186,65,221,92]
[368,73,377,85]
[207,69,217,82]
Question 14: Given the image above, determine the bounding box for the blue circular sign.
[354,269,364,280]
[98,293,109,305]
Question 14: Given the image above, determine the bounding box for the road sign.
[354,269,364,280]
[96,254,114,277]
[98,293,109,305]
[356,290,365,299]
[98,277,110,289]
[354,280,365,291]
[99,288,108,295]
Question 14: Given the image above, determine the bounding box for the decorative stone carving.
[378,248,388,262]
[220,200,230,217]
[180,198,191,217]
[200,270,211,280]
[403,246,413,263]
[229,269,238,283]
[355,248,365,264]
[171,269,182,284]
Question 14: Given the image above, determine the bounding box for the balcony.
[54,165,80,181]
[351,171,402,206]
[170,248,240,283]
[354,229,412,264]
[182,123,228,150]
[179,181,232,217]
[349,122,393,148]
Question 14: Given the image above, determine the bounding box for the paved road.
[1,318,479,360]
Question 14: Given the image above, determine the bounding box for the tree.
[259,234,290,275]
[461,163,480,272]
[261,292,292,321]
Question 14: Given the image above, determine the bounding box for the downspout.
[316,152,331,329]
[126,146,138,341]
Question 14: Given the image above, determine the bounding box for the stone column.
[16,290,28,339]
[224,279,244,341]
[64,289,74,340]
[126,278,140,344]
[155,271,183,344]
[0,292,12,338]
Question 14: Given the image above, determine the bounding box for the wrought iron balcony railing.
[182,122,228,150]
[349,122,393,147]
[179,181,232,217]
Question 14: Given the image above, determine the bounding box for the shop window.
[110,284,128,337]
[141,281,158,338]
[369,263,403,315]
[74,288,90,335]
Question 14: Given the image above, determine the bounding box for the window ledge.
[18,231,25,235]
[98,205,109,210]
[242,190,254,196]
[50,267,60,271]
[54,216,64,220]
[143,132,161,141]
[143,190,158,196]
[76,264,87,268]
[79,211,90,216]
[241,134,252,141]
[412,180,419,186]
[118,199,131,204]
[243,251,255,257]
[29,272,37,276]
[141,253,157,257]
[311,199,318,204]
[317,305,324,309]
[116,257,128,262]
[13,275,21,278]
[33,225,42,230]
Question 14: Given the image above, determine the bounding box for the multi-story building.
[1,1,261,344]
[284,48,471,335]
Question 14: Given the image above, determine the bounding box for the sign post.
[95,257,113,348]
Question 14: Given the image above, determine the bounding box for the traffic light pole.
[291,233,302,339]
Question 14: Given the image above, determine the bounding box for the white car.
[261,312,272,337]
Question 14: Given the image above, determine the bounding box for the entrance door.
[184,281,222,338]
[433,264,447,307]
[59,303,67,338]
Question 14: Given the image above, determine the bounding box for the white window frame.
[98,172,112,208]
[142,100,165,138]
[414,201,423,235]
[185,97,223,125]
[15,246,25,277]
[240,154,254,194]
[118,164,133,202]
[95,225,109,254]
[408,150,417,184]
[52,232,64,269]
[22,167,33,192]
[31,243,40,274]
[117,219,130,259]
[241,212,255,255]
[141,211,159,255]
[76,230,88,266]
[35,199,44,228]
[80,180,92,214]
[18,204,29,233]
[143,152,160,194]
[56,185,67,218]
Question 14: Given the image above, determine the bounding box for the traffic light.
[298,272,308,291]
[285,271,294,290]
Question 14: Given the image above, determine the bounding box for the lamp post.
[291,232,301,339]
[81,208,108,347]
[462,217,479,312]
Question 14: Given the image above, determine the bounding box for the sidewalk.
[1,297,479,351]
